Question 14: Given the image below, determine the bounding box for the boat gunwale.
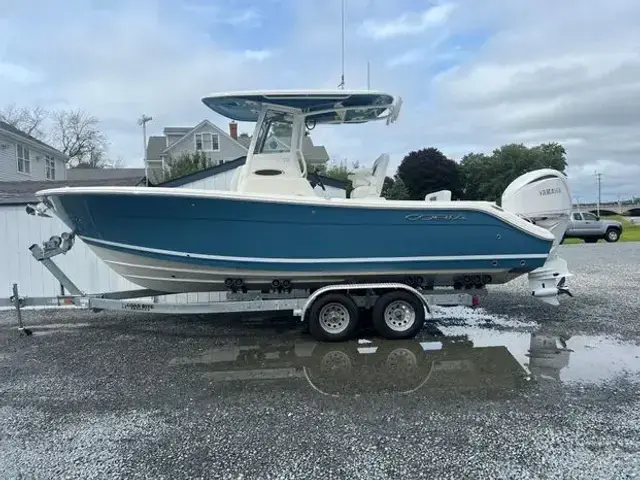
[36,186,556,243]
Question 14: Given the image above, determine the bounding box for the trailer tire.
[372,290,425,340]
[307,293,360,342]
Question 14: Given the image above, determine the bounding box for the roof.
[146,136,166,160]
[237,134,251,148]
[163,127,192,135]
[0,177,149,205]
[0,120,67,158]
[158,155,348,190]
[160,119,248,154]
[67,168,146,181]
[201,90,395,123]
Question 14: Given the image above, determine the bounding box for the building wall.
[0,133,67,182]
[164,123,247,166]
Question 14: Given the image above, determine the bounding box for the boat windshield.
[253,110,294,155]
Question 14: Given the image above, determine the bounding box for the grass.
[562,215,640,244]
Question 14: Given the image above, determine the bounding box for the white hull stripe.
[81,236,549,264]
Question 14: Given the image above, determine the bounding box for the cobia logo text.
[405,214,467,221]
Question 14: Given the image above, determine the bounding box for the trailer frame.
[0,232,486,339]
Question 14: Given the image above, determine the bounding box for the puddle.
[441,325,640,384]
[167,314,640,397]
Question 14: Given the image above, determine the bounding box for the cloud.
[0,61,43,85]
[386,49,424,68]
[242,49,275,62]
[358,3,457,40]
[180,1,262,27]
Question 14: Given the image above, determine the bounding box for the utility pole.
[595,172,602,217]
[138,114,153,186]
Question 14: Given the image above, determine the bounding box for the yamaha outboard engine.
[501,169,573,305]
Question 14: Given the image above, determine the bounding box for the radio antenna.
[338,0,345,89]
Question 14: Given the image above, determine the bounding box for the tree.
[51,109,109,167]
[396,147,462,200]
[321,163,351,182]
[459,142,569,201]
[381,176,395,198]
[386,177,410,200]
[313,160,361,197]
[379,176,410,200]
[163,151,211,181]
[459,152,492,201]
[0,104,48,140]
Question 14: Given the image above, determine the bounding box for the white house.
[0,120,68,182]
[0,159,348,307]
[145,119,329,183]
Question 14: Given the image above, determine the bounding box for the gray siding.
[163,123,247,166]
[0,132,67,182]
[165,135,180,148]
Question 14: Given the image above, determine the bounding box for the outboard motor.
[501,169,573,305]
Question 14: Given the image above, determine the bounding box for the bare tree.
[0,104,49,139]
[51,109,109,166]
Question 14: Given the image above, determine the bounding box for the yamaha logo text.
[539,188,562,196]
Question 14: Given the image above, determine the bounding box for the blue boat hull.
[43,190,554,292]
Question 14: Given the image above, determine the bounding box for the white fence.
[0,204,227,304]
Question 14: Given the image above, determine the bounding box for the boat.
[33,89,573,305]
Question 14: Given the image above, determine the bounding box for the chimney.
[229,121,238,140]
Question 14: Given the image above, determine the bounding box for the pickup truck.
[563,212,623,243]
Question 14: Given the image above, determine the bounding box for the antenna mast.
[367,61,370,90]
[338,0,345,89]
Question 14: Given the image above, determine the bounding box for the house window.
[45,155,56,180]
[195,132,220,152]
[16,144,31,174]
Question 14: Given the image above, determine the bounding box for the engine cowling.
[501,169,572,248]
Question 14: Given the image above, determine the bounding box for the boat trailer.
[1,232,486,341]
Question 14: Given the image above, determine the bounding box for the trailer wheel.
[372,290,425,340]
[307,293,359,342]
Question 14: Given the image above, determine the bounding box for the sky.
[1,0,639,203]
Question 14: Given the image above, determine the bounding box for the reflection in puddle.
[169,334,530,397]
[439,324,640,385]
[168,320,639,397]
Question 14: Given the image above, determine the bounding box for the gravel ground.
[1,243,639,479]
